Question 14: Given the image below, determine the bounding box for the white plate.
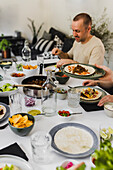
[0,155,33,170]
[45,65,59,72]
[0,80,18,97]
[64,64,95,76]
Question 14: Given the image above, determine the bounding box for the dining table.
[0,58,112,170]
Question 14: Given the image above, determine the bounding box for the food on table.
[57,89,67,94]
[100,127,113,140]
[80,87,102,100]
[54,126,93,154]
[0,105,6,119]
[28,109,41,116]
[16,63,23,71]
[11,73,25,77]
[24,97,35,107]
[27,79,45,86]
[91,140,113,169]
[67,64,90,75]
[58,110,71,117]
[0,83,17,92]
[9,114,33,128]
[23,64,37,70]
[0,61,12,65]
[0,164,20,170]
[56,161,86,170]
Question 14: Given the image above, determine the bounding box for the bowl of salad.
[10,71,26,84]
[55,71,70,84]
[0,80,18,97]
[57,88,67,100]
[57,109,72,121]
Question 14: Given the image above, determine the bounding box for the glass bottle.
[41,70,57,116]
[22,40,31,62]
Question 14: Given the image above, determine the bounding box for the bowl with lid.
[104,102,113,117]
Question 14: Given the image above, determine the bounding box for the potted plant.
[0,35,12,58]
[27,18,44,45]
[91,8,113,65]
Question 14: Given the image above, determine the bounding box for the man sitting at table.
[82,64,113,106]
[52,13,105,68]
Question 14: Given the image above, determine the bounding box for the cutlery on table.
[70,112,82,115]
[13,84,43,88]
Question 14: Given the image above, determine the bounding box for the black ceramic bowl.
[55,72,70,84]
[8,113,35,136]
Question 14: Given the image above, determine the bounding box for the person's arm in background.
[52,48,69,59]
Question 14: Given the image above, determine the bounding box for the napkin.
[80,102,104,112]
[0,142,28,161]
[0,97,9,105]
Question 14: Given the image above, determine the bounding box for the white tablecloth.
[0,60,112,170]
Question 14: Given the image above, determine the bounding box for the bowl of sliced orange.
[22,64,38,76]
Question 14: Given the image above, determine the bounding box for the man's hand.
[98,95,113,106]
[56,59,77,68]
[52,48,62,56]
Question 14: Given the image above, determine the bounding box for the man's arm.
[52,48,69,59]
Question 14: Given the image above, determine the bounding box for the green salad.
[0,83,17,92]
[2,164,19,170]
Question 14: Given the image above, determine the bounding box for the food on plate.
[9,114,33,128]
[57,89,67,94]
[0,61,12,65]
[0,83,17,92]
[67,64,90,75]
[28,109,41,116]
[0,164,20,170]
[58,110,71,117]
[54,126,93,154]
[80,87,102,100]
[23,64,37,70]
[56,161,86,170]
[0,105,6,119]
[11,73,25,77]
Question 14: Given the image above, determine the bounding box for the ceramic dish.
[0,59,12,68]
[49,122,98,158]
[0,80,18,97]
[45,65,59,72]
[0,155,33,170]
[61,63,106,80]
[70,86,107,104]
[0,102,10,123]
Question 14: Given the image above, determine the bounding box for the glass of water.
[31,131,52,164]
[68,88,80,108]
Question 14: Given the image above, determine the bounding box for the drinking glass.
[31,131,52,164]
[68,88,80,108]
[2,65,13,80]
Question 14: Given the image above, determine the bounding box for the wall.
[0,0,113,68]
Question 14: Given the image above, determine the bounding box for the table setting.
[0,56,113,170]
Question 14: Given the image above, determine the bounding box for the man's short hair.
[73,13,92,27]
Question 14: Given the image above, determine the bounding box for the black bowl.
[55,72,70,84]
[8,113,35,136]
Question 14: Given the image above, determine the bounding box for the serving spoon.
[13,84,43,88]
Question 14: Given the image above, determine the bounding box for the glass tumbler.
[68,88,80,108]
[31,131,52,164]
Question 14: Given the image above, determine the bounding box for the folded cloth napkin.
[0,142,28,161]
[80,102,104,112]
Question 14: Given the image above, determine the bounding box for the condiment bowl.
[57,109,72,121]
[55,72,70,84]
[28,109,42,121]
[57,87,67,100]
[10,71,26,84]
[104,102,113,118]
[8,113,35,136]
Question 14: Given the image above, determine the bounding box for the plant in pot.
[27,18,44,46]
[91,8,113,66]
[0,36,12,59]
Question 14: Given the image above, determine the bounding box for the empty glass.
[31,131,52,164]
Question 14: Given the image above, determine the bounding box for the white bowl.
[104,102,113,118]
[57,109,72,121]
[27,108,42,121]
[0,80,18,97]
[22,64,38,76]
[57,88,67,100]
[10,71,26,84]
